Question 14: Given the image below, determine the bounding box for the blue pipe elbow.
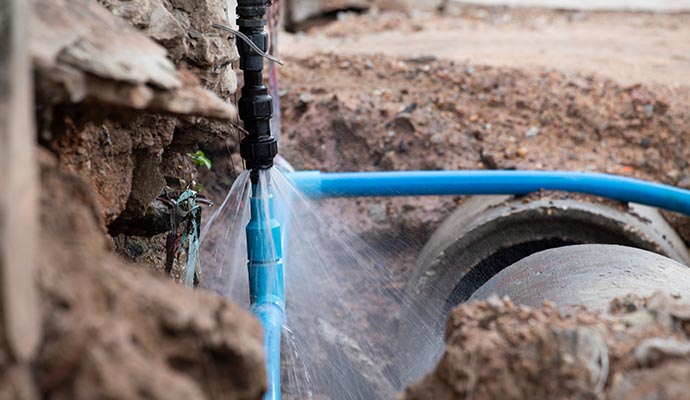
[287,170,690,216]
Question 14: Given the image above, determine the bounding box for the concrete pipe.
[396,194,689,385]
[471,244,690,312]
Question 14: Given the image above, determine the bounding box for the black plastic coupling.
[238,87,272,135]
[241,136,278,170]
[236,0,278,172]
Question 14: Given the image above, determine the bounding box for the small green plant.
[188,150,212,170]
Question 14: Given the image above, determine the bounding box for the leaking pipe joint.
[287,170,690,216]
[246,183,285,400]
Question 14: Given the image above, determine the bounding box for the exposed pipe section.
[237,0,278,173]
[246,184,284,400]
[288,170,690,216]
[236,1,283,399]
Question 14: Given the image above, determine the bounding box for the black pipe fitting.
[237,0,277,172]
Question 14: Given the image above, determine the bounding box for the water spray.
[235,1,283,399]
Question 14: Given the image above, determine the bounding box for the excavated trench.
[12,1,690,399]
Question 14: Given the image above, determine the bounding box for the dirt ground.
[401,292,690,400]
[271,7,690,399]
[19,2,690,399]
[283,7,690,88]
[276,51,690,245]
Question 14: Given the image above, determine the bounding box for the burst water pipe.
[235,0,283,399]
[287,170,690,216]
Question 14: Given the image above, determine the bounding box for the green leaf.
[188,150,212,170]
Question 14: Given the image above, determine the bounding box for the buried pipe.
[288,170,690,216]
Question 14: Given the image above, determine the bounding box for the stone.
[31,0,236,120]
[368,203,387,224]
[36,162,267,400]
[635,338,690,367]
[0,0,41,370]
[525,125,540,138]
[390,113,416,135]
[380,150,399,170]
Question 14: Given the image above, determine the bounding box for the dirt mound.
[2,1,268,398]
[35,151,266,399]
[401,294,690,400]
[279,53,690,242]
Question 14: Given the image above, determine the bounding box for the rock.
[635,338,690,367]
[51,120,135,226]
[285,0,370,29]
[0,1,41,392]
[525,125,540,138]
[643,104,654,118]
[647,291,690,320]
[31,0,236,120]
[368,203,387,224]
[609,361,690,400]
[391,113,415,135]
[35,0,242,244]
[380,150,399,170]
[36,162,266,400]
[401,291,690,400]
[113,232,168,271]
[126,150,167,215]
[480,149,500,169]
[677,176,690,190]
[400,299,607,400]
[299,92,314,104]
[430,133,445,146]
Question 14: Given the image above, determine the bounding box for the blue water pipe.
[287,170,690,216]
[246,182,285,400]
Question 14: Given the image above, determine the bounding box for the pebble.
[516,147,529,158]
[391,113,415,134]
[298,92,313,104]
[677,176,690,190]
[430,133,445,145]
[525,126,540,138]
[380,151,399,170]
[368,204,387,224]
[643,104,654,118]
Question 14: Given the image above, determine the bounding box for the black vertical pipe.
[236,0,278,175]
